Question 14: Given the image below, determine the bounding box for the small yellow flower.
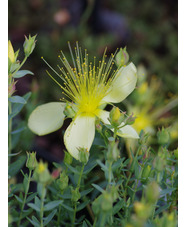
[8,40,15,63]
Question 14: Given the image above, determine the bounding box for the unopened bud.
[56,171,69,191]
[109,107,125,127]
[78,147,89,164]
[71,187,81,202]
[33,160,51,184]
[23,34,37,57]
[64,151,73,165]
[141,165,151,180]
[8,80,16,97]
[125,113,136,125]
[101,192,113,211]
[8,40,15,63]
[157,127,170,145]
[145,181,160,203]
[26,151,38,170]
[115,47,129,67]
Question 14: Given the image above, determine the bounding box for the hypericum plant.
[8,35,37,159]
[28,43,139,161]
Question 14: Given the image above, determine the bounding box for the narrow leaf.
[11,126,26,134]
[44,200,62,211]
[26,192,38,203]
[9,95,27,104]
[8,155,26,177]
[14,195,23,204]
[43,209,57,226]
[92,183,104,193]
[61,203,74,212]
[27,202,40,212]
[13,70,34,78]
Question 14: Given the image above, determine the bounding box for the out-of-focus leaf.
[9,95,27,104]
[43,209,57,226]
[13,70,34,78]
[8,155,26,177]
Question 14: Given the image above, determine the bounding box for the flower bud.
[125,113,136,125]
[23,34,37,57]
[71,187,81,202]
[33,160,52,185]
[26,151,38,170]
[78,147,89,164]
[141,165,151,180]
[56,171,69,191]
[101,192,113,212]
[145,181,160,203]
[134,202,147,218]
[157,127,170,145]
[8,40,15,63]
[115,47,129,67]
[8,80,16,97]
[95,118,102,133]
[64,151,73,165]
[109,107,125,127]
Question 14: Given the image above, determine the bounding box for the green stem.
[92,216,97,227]
[12,56,28,76]
[123,146,141,201]
[40,185,46,227]
[17,169,32,226]
[72,163,85,226]
[57,204,61,226]
[8,101,12,161]
[79,0,95,28]
[100,213,106,227]
[108,161,113,184]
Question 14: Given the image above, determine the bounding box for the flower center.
[43,43,118,116]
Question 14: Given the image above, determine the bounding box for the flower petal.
[64,114,96,160]
[28,102,66,136]
[117,125,139,139]
[102,63,137,103]
[96,110,110,124]
[97,110,139,139]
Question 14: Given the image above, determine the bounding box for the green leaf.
[27,216,40,227]
[9,95,27,104]
[80,188,93,197]
[11,126,26,134]
[14,195,23,204]
[27,202,40,212]
[8,150,22,157]
[13,70,34,78]
[160,188,176,197]
[113,200,125,215]
[92,183,104,193]
[8,155,26,177]
[83,161,97,174]
[43,209,57,226]
[155,204,170,216]
[44,200,62,211]
[77,200,90,211]
[9,92,31,121]
[65,163,80,174]
[82,221,88,227]
[96,160,108,171]
[61,203,74,212]
[26,192,37,203]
